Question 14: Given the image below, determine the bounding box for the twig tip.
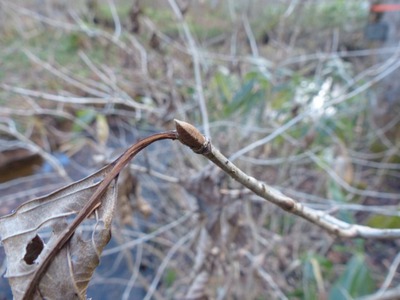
[174,119,209,153]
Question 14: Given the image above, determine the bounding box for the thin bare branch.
[143,229,196,300]
[175,120,400,239]
[167,0,210,138]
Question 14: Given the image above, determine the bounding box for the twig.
[174,120,400,239]
[358,286,400,300]
[242,250,288,300]
[78,51,116,93]
[167,0,210,138]
[228,55,400,162]
[0,124,69,180]
[23,50,111,98]
[242,14,259,58]
[126,35,149,75]
[1,84,153,111]
[143,229,196,300]
[121,244,143,300]
[130,164,180,183]
[102,211,192,256]
[307,151,399,200]
[373,252,400,298]
[107,0,121,41]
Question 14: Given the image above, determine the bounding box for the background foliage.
[1,0,400,299]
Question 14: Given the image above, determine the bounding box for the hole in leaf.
[23,235,44,265]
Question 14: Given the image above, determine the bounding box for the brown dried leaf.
[137,196,152,218]
[0,130,178,299]
[96,114,110,147]
[0,163,117,299]
[185,270,210,300]
[334,142,354,185]
[116,167,135,226]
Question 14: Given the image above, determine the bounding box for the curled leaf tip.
[174,119,209,154]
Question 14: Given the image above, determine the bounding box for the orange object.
[371,4,400,12]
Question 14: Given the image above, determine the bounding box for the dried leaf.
[137,196,152,218]
[116,167,135,226]
[185,270,210,300]
[0,131,178,299]
[0,163,117,299]
[334,143,354,185]
[96,114,110,147]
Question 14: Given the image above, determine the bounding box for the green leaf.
[164,268,177,288]
[302,258,320,300]
[213,71,231,103]
[328,254,375,300]
[301,254,334,300]
[73,109,97,133]
[367,215,400,229]
[224,79,255,116]
[224,79,266,118]
[327,181,354,223]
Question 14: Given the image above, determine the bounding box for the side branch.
[174,119,400,239]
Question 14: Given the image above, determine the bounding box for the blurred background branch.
[1,0,400,299]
